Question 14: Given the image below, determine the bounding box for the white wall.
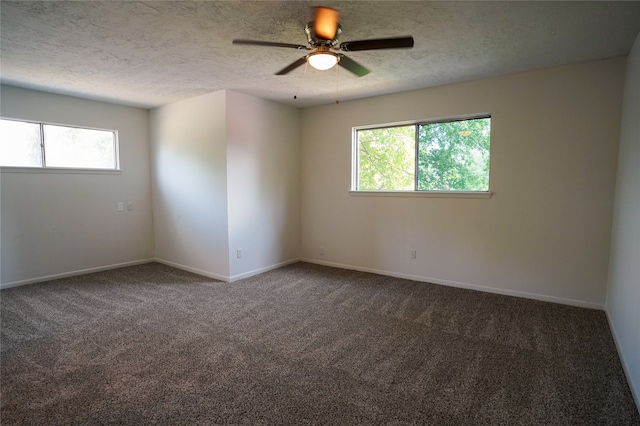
[607,33,640,409]
[226,91,300,280]
[300,58,626,308]
[0,85,154,287]
[150,90,230,279]
[150,90,300,281]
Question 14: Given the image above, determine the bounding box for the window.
[354,115,491,193]
[0,118,119,170]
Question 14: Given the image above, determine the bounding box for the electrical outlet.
[319,246,325,256]
[410,249,417,259]
[237,249,243,258]
[117,202,124,212]
[127,202,134,211]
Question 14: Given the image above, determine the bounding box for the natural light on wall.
[0,118,119,170]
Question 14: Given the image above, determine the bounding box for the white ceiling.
[2,1,640,109]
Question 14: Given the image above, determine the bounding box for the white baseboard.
[2,255,606,310]
[605,309,640,412]
[153,257,301,283]
[228,258,301,282]
[1,257,302,290]
[0,259,155,290]
[299,257,605,310]
[152,258,230,282]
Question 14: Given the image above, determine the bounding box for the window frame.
[351,114,492,198]
[0,117,121,173]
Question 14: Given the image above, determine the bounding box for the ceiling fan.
[232,6,414,77]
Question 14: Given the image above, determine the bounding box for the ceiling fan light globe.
[308,53,338,71]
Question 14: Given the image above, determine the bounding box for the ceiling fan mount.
[233,7,414,78]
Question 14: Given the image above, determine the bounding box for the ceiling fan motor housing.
[305,22,342,48]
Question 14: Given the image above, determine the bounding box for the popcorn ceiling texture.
[1,262,639,424]
[1,1,640,108]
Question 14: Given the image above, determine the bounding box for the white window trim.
[1,166,122,175]
[351,113,492,196]
[349,190,492,199]
[0,117,121,172]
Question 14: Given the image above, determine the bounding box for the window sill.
[349,190,492,199]
[1,166,122,175]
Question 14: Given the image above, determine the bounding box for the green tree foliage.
[357,118,490,191]
[357,125,415,190]
[417,118,490,191]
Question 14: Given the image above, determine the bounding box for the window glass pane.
[43,124,116,169]
[357,125,415,190]
[0,119,42,167]
[417,118,490,191]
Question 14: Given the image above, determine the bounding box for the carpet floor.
[1,262,638,425]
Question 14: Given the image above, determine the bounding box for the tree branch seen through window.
[356,116,490,192]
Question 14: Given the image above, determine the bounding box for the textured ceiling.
[2,1,640,109]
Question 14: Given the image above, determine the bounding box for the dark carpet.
[1,262,638,425]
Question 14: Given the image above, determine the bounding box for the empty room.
[1,1,639,424]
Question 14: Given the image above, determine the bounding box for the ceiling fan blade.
[340,36,414,52]
[275,57,308,75]
[314,7,340,40]
[338,55,370,77]
[233,39,308,50]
